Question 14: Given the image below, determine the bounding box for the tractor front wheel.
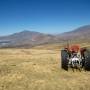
[61,50,69,71]
[84,50,90,71]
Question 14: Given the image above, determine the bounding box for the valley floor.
[0,48,90,90]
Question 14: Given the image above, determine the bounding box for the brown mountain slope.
[56,25,90,42]
[0,25,90,48]
[0,30,56,47]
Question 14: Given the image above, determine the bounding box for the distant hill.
[0,25,90,48]
[56,25,90,42]
[0,30,56,48]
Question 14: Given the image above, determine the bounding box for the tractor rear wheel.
[61,50,69,71]
[84,50,90,71]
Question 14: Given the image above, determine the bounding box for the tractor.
[61,44,90,71]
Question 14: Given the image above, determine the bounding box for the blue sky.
[0,0,90,35]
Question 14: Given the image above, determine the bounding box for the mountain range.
[0,25,90,48]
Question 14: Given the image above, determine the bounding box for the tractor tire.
[61,50,69,71]
[84,50,90,71]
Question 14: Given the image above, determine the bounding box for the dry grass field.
[0,47,90,90]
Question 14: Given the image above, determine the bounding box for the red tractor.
[61,44,90,71]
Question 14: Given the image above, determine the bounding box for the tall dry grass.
[0,48,90,90]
